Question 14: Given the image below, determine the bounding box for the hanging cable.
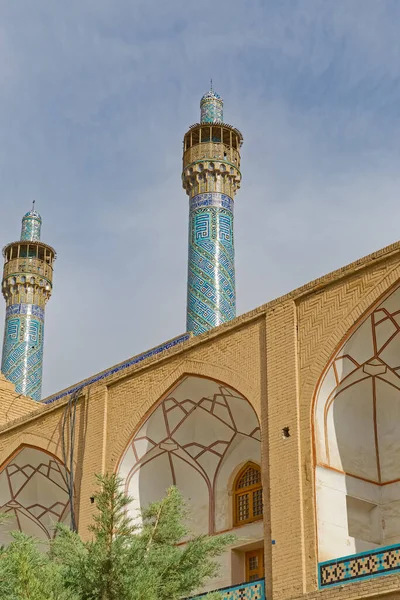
[61,387,82,532]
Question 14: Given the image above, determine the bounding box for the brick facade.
[2,240,400,599]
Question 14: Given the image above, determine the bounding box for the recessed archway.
[314,283,400,562]
[117,375,262,535]
[0,445,71,545]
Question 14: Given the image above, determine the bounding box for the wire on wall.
[61,387,82,532]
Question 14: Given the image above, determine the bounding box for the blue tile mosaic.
[6,303,45,320]
[189,579,265,600]
[187,193,235,336]
[319,543,400,588]
[190,193,234,212]
[42,333,191,406]
[1,303,45,401]
[200,88,223,123]
[20,210,42,242]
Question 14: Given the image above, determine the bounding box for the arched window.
[233,462,263,527]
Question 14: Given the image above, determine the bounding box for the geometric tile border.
[43,333,191,405]
[319,544,400,588]
[189,579,265,599]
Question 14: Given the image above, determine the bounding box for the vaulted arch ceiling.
[0,446,71,544]
[118,375,261,533]
[314,283,400,483]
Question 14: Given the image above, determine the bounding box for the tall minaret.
[1,207,56,401]
[182,87,243,335]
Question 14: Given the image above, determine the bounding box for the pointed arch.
[232,461,262,527]
[314,281,400,482]
[313,281,400,562]
[0,444,71,545]
[111,358,261,471]
[117,374,262,535]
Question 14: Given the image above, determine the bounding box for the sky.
[1,0,400,398]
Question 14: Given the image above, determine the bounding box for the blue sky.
[1,0,400,397]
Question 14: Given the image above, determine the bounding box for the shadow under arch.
[313,281,400,562]
[0,443,72,545]
[116,374,262,535]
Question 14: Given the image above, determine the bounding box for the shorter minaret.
[1,207,56,401]
[182,87,243,334]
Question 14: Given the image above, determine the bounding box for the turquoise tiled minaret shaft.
[182,88,243,335]
[1,209,56,400]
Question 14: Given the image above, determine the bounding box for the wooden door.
[245,548,264,582]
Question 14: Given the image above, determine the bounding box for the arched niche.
[0,445,71,545]
[117,375,262,535]
[314,283,400,562]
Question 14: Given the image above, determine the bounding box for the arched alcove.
[0,445,71,545]
[117,375,262,536]
[314,283,400,562]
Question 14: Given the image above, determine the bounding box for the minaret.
[182,87,243,335]
[1,207,56,401]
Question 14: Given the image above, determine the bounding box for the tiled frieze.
[43,333,191,405]
[190,579,265,600]
[319,545,400,588]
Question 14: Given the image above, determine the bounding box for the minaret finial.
[32,199,35,211]
[210,78,213,91]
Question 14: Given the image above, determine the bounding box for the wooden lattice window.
[233,462,263,526]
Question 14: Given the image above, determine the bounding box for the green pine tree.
[0,531,75,600]
[0,474,235,600]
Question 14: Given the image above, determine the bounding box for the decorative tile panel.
[319,544,400,588]
[1,303,45,401]
[6,303,45,320]
[190,193,234,212]
[187,193,235,335]
[189,579,265,600]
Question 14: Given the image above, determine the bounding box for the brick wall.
[0,374,39,427]
[1,240,400,599]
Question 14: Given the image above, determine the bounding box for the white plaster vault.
[0,446,71,546]
[118,375,263,590]
[314,284,400,562]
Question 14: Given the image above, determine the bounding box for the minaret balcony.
[3,257,53,282]
[183,141,241,171]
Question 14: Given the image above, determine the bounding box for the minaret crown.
[20,209,42,242]
[200,87,224,123]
